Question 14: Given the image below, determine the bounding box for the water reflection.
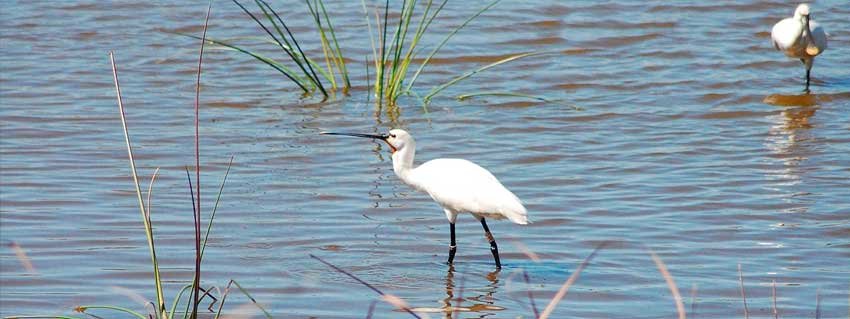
[414,266,505,318]
[762,93,818,107]
[764,99,819,213]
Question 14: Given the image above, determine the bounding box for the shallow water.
[1,1,849,318]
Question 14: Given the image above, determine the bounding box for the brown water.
[1,1,849,318]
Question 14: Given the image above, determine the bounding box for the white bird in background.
[771,3,828,91]
[323,129,528,268]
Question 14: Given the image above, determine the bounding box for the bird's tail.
[504,202,529,225]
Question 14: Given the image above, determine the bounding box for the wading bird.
[323,129,528,268]
[771,3,828,91]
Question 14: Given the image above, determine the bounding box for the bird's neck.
[391,144,416,185]
[794,15,808,41]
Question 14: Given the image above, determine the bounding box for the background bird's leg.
[803,58,813,92]
[805,68,811,92]
[480,219,501,268]
[448,223,457,265]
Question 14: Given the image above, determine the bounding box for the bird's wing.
[771,18,799,52]
[808,21,828,52]
[413,159,527,224]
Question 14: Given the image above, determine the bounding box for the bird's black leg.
[447,223,457,265]
[805,68,811,92]
[480,219,501,268]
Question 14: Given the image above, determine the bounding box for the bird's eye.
[390,134,396,138]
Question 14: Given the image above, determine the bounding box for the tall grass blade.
[254,0,329,97]
[385,0,412,97]
[376,0,390,104]
[424,51,551,102]
[317,0,350,89]
[75,305,148,319]
[522,270,539,319]
[690,283,698,318]
[310,254,422,319]
[539,242,608,319]
[109,51,167,319]
[185,168,200,319]
[388,0,444,100]
[213,280,273,319]
[305,0,336,90]
[2,316,87,319]
[231,0,327,96]
[360,0,379,90]
[772,279,778,319]
[145,168,161,224]
[190,5,211,317]
[456,91,583,110]
[168,284,195,318]
[251,0,332,84]
[253,0,323,90]
[815,288,821,319]
[175,33,311,92]
[387,0,434,98]
[8,242,36,274]
[648,249,686,319]
[365,300,378,319]
[738,263,749,319]
[200,156,234,259]
[405,0,494,93]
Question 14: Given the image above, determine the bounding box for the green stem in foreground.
[405,0,497,93]
[109,51,167,319]
[424,51,551,103]
[456,91,583,110]
[200,156,234,259]
[76,305,148,319]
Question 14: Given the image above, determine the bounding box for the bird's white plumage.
[409,158,528,224]
[385,129,528,225]
[770,3,827,88]
[771,11,827,58]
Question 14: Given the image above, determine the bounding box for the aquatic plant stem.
[185,168,199,319]
[199,156,234,259]
[424,51,552,102]
[772,279,778,319]
[256,0,328,97]
[213,280,273,319]
[405,0,496,93]
[522,270,539,318]
[539,242,608,319]
[190,5,211,319]
[109,51,167,319]
[310,254,422,319]
[75,305,148,319]
[648,249,686,319]
[738,263,749,319]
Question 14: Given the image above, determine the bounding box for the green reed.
[367,0,512,106]
[193,0,552,107]
[5,5,269,319]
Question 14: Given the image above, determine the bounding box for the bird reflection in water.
[412,266,505,318]
[763,93,819,214]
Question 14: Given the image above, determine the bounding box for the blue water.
[2,1,849,318]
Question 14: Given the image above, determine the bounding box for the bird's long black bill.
[321,132,388,140]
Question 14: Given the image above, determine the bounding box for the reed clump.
[196,0,550,107]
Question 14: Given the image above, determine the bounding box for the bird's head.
[384,129,413,154]
[795,4,811,19]
[320,128,414,154]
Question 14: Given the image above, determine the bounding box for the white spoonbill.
[771,3,828,91]
[323,129,528,268]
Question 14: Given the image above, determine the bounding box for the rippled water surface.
[2,1,849,318]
